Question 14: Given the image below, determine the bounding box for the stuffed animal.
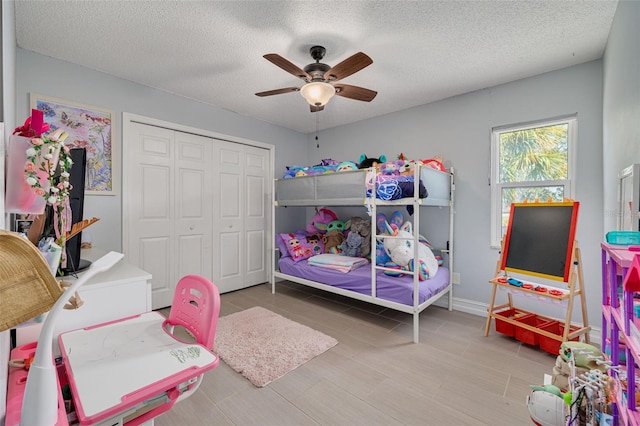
[423,155,446,172]
[382,220,439,280]
[307,208,338,234]
[336,161,358,172]
[349,216,371,257]
[316,219,351,235]
[375,211,403,266]
[358,154,387,170]
[340,232,363,257]
[282,165,307,178]
[560,341,605,370]
[323,229,345,253]
[316,159,340,167]
[375,241,391,265]
[376,211,404,235]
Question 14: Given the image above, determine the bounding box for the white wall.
[16,49,308,252]
[309,61,604,329]
[603,0,640,232]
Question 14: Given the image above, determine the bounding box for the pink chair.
[103,275,221,426]
[162,275,220,402]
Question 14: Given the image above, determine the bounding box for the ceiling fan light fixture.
[300,82,335,107]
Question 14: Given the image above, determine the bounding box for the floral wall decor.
[30,94,116,195]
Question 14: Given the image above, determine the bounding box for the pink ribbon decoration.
[13,109,50,137]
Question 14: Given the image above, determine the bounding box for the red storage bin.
[514,314,553,345]
[494,308,526,337]
[538,321,580,355]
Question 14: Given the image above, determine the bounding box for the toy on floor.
[527,384,566,426]
[552,341,605,391]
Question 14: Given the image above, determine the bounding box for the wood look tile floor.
[155,281,558,426]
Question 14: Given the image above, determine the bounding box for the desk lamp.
[21,251,124,426]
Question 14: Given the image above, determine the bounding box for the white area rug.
[213,306,338,387]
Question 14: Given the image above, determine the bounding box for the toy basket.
[538,321,580,355]
[494,308,527,337]
[514,314,554,346]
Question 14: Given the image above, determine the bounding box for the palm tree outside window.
[490,116,577,247]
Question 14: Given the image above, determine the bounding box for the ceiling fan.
[255,45,377,112]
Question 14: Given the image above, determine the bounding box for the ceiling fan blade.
[310,105,325,113]
[255,87,300,97]
[324,52,373,82]
[334,84,377,102]
[263,54,310,80]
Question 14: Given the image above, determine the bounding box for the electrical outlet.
[452,272,460,284]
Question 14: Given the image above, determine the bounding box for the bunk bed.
[271,164,455,343]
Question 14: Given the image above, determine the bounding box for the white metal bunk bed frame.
[271,165,455,343]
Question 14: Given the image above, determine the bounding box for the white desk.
[15,249,152,356]
[59,311,218,425]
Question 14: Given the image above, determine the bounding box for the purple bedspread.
[278,257,450,306]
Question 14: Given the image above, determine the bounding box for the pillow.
[280,232,324,263]
[275,234,290,258]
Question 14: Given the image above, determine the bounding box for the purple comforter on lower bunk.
[278,257,450,306]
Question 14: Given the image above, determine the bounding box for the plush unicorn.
[382,220,439,280]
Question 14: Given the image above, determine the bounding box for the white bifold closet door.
[212,141,269,294]
[125,122,270,309]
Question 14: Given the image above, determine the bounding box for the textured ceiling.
[14,0,618,134]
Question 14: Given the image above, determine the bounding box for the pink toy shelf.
[601,242,640,426]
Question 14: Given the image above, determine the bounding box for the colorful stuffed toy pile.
[282,153,446,179]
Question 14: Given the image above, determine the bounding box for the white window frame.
[490,116,577,248]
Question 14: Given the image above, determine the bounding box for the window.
[490,116,576,247]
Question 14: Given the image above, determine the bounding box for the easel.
[484,201,590,348]
[484,240,591,345]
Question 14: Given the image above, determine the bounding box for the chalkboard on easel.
[500,201,580,282]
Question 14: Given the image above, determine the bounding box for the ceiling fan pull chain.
[316,112,320,148]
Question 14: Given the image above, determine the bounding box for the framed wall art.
[30,93,116,195]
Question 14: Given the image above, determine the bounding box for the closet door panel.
[141,237,172,300]
[244,146,269,285]
[175,133,213,282]
[245,174,266,283]
[219,231,242,281]
[214,142,245,292]
[126,123,175,309]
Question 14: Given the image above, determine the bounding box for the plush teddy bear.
[382,220,439,280]
[322,229,345,254]
[349,216,371,257]
[340,232,364,257]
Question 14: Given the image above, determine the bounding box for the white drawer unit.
[14,249,152,356]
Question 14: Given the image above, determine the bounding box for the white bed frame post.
[271,177,276,293]
[412,165,421,343]
[448,167,455,311]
